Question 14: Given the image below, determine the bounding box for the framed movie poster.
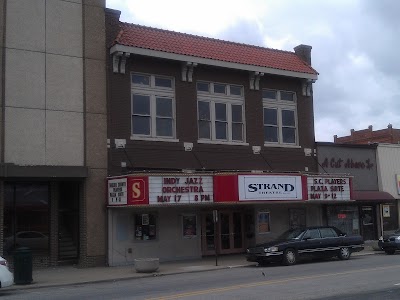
[258,211,270,234]
[289,208,306,229]
[182,215,197,238]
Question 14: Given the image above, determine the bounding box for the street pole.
[213,210,218,266]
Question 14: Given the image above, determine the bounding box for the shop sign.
[307,177,351,201]
[238,175,303,201]
[383,205,390,217]
[149,176,213,204]
[108,178,128,205]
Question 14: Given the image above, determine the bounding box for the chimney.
[294,44,312,66]
[368,125,373,131]
[105,8,122,46]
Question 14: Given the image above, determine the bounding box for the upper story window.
[131,73,176,140]
[263,89,297,146]
[197,81,245,143]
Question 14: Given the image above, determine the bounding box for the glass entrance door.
[201,211,244,255]
[361,206,376,240]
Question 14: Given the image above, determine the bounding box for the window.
[197,81,245,143]
[263,89,297,145]
[135,213,157,240]
[303,229,321,239]
[319,228,338,238]
[131,73,175,139]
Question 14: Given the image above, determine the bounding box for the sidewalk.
[7,247,381,291]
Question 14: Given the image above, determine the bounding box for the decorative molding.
[184,142,193,152]
[249,72,264,90]
[112,52,130,74]
[181,64,188,81]
[252,146,261,154]
[181,62,197,82]
[302,79,315,96]
[115,139,126,149]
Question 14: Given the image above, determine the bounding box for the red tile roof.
[112,23,318,75]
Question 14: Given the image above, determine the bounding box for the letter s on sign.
[132,182,141,199]
[248,184,257,192]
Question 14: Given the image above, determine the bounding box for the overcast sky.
[106,0,400,142]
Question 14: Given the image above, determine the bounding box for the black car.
[246,226,364,266]
[378,229,400,254]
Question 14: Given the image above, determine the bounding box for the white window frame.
[197,81,247,145]
[131,73,178,142]
[263,89,298,147]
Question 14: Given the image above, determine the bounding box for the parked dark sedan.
[246,226,364,266]
[378,229,400,254]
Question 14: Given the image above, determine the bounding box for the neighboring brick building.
[104,9,354,266]
[334,124,400,144]
[1,0,107,267]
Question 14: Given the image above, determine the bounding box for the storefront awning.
[353,191,395,201]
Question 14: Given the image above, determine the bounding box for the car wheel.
[283,249,297,266]
[338,247,351,260]
[385,249,395,255]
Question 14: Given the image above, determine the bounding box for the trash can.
[13,247,33,285]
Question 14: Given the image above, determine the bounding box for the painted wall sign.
[238,175,303,201]
[307,176,351,201]
[108,178,128,205]
[320,157,374,170]
[149,176,213,204]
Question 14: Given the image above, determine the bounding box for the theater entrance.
[201,211,245,255]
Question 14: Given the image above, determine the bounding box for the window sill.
[197,140,249,146]
[131,136,180,143]
[263,143,301,149]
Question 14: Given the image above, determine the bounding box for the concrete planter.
[134,258,159,273]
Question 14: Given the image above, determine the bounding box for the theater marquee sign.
[238,175,303,201]
[307,176,351,201]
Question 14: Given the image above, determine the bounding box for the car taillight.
[0,260,8,267]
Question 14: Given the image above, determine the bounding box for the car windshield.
[277,228,304,240]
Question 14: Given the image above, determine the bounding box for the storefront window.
[327,206,359,236]
[135,213,157,240]
[4,183,50,255]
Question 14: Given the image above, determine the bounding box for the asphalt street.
[2,254,400,299]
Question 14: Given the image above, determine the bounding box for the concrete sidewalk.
[7,247,382,291]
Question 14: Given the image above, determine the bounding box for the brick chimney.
[294,44,312,66]
[105,8,121,47]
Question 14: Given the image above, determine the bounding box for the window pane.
[281,91,295,101]
[263,89,277,100]
[199,120,211,139]
[132,74,150,85]
[132,116,150,135]
[264,126,278,142]
[232,123,243,141]
[156,98,172,117]
[215,122,227,140]
[282,127,296,143]
[282,110,295,126]
[156,118,173,137]
[214,84,226,94]
[215,103,227,121]
[264,108,277,125]
[155,77,172,88]
[132,94,150,115]
[230,85,242,96]
[197,82,209,92]
[232,105,242,122]
[198,101,210,120]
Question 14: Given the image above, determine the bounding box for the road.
[2,254,400,299]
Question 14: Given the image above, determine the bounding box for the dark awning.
[353,191,395,201]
